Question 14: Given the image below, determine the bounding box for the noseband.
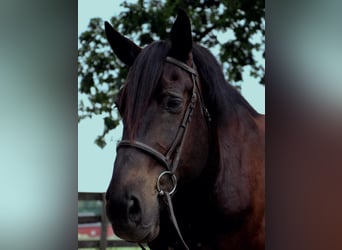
[116,57,211,249]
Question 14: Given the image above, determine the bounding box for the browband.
[166,56,197,76]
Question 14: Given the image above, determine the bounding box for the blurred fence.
[78,192,137,249]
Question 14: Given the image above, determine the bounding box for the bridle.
[116,56,211,249]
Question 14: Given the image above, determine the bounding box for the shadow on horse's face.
[106,59,209,243]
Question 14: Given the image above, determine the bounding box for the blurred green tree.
[78,0,265,147]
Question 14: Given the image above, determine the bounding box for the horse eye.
[167,99,180,108]
[165,97,182,112]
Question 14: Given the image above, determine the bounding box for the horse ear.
[104,21,141,66]
[169,9,192,62]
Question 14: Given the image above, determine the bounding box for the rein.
[117,56,211,250]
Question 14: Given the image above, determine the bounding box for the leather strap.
[117,140,170,169]
[167,56,210,123]
[165,192,190,250]
[166,57,197,76]
[138,192,190,250]
[138,243,147,250]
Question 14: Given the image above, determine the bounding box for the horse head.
[105,10,210,243]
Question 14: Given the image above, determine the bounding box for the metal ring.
[156,171,177,196]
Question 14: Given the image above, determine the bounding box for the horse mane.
[192,44,259,122]
[192,44,263,215]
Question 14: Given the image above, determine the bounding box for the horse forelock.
[118,41,171,139]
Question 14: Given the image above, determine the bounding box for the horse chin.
[114,219,160,243]
[139,224,160,243]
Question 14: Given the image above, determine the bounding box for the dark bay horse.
[105,10,264,250]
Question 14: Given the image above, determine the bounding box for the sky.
[78,0,265,192]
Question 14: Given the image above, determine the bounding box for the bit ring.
[156,171,177,196]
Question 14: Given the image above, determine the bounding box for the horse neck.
[206,104,264,216]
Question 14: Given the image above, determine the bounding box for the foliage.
[78,0,265,147]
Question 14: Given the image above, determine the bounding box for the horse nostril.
[127,196,141,224]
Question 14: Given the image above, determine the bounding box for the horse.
[104,10,265,250]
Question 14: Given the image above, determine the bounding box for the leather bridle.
[116,56,211,249]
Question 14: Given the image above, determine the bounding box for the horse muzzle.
[106,190,160,242]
